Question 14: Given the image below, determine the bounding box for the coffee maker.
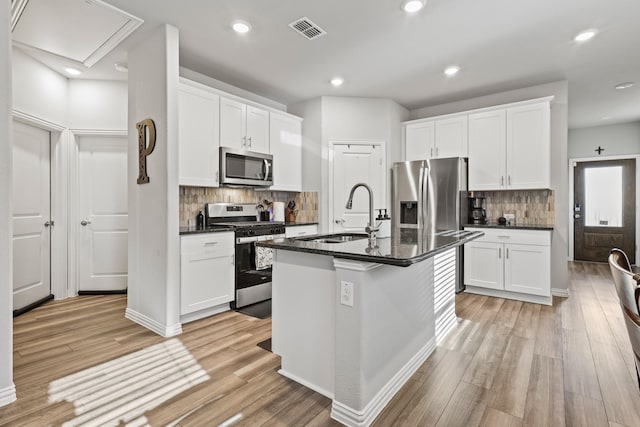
[468,196,487,224]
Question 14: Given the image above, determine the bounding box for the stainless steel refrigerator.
[391,158,468,292]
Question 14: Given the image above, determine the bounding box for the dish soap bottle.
[196,211,204,229]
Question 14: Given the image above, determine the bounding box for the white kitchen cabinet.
[220,97,269,153]
[404,115,468,161]
[285,224,318,238]
[468,109,506,190]
[180,232,235,317]
[178,80,220,187]
[405,121,434,161]
[468,100,550,191]
[464,227,551,304]
[270,112,302,191]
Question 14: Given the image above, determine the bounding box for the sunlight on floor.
[48,338,210,427]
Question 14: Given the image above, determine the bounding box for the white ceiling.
[13,0,640,129]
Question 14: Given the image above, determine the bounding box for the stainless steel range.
[205,203,285,309]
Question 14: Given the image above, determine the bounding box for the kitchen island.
[257,229,483,426]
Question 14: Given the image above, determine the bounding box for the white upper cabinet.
[468,109,507,190]
[220,97,269,153]
[270,112,302,191]
[404,115,467,161]
[178,81,220,187]
[506,102,550,189]
[468,100,551,191]
[405,121,434,161]
[434,115,468,158]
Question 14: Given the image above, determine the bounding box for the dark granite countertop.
[284,222,319,227]
[463,223,554,231]
[257,229,484,267]
[179,225,235,235]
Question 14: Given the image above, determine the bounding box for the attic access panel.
[12,0,143,67]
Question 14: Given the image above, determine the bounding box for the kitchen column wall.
[411,80,570,295]
[125,24,182,337]
[0,1,16,407]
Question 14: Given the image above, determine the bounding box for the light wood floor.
[2,261,640,426]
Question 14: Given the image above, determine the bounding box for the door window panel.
[585,166,622,227]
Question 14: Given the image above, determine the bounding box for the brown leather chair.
[608,248,640,389]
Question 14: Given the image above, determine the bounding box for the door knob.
[44,220,53,227]
[80,220,92,226]
[335,219,346,224]
[574,214,581,219]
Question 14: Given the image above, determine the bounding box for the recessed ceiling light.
[64,67,82,76]
[401,0,425,13]
[615,82,635,90]
[114,62,128,73]
[330,77,344,87]
[444,65,460,77]
[231,20,252,34]
[601,116,612,121]
[574,29,597,42]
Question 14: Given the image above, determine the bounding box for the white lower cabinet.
[285,224,318,238]
[464,228,551,304]
[180,232,235,318]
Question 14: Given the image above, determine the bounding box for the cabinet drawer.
[285,225,318,238]
[464,227,551,246]
[181,233,234,255]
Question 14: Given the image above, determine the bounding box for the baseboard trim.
[465,286,552,306]
[0,383,17,407]
[125,308,182,338]
[278,369,334,400]
[330,337,436,427]
[552,288,570,298]
[13,294,54,317]
[180,303,230,324]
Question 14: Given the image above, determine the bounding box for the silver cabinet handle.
[430,147,433,157]
[436,147,439,156]
[506,248,509,259]
[231,254,234,265]
[508,175,511,186]
[204,241,218,246]
[498,247,502,258]
[242,136,246,147]
[497,235,510,239]
[80,220,91,226]
[501,176,504,187]
[298,231,307,235]
[248,136,252,147]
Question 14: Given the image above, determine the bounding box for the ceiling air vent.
[288,17,326,40]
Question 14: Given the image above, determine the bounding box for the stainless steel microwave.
[219,147,273,187]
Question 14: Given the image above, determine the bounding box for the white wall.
[12,48,67,126]
[0,1,16,407]
[126,24,182,337]
[410,81,570,293]
[68,80,127,130]
[569,121,640,158]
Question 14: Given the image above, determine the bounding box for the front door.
[574,159,636,263]
[332,143,385,233]
[12,121,52,312]
[77,135,128,292]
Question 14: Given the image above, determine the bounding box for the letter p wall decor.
[137,118,156,184]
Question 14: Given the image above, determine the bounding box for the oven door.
[233,235,280,308]
[220,147,273,187]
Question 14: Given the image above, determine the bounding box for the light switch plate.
[340,281,354,307]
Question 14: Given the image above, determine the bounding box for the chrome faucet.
[345,183,379,247]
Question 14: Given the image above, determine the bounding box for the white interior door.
[12,121,52,311]
[332,144,385,233]
[77,136,128,291]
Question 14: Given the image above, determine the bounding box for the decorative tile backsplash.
[179,187,318,227]
[472,190,554,226]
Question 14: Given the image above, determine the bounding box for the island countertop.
[257,229,483,267]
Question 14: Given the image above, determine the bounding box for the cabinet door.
[468,109,506,190]
[464,241,504,290]
[220,97,246,150]
[246,106,270,153]
[405,121,435,160]
[504,243,550,296]
[178,84,220,187]
[506,102,550,189]
[180,234,235,315]
[434,116,468,158]
[270,113,302,191]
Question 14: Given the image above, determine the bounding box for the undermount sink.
[295,233,368,244]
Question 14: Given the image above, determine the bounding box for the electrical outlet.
[340,281,354,307]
